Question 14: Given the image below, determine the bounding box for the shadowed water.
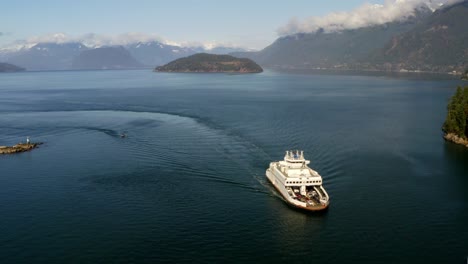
[0,70,467,263]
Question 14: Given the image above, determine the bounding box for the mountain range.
[0,42,248,71]
[2,42,88,71]
[72,46,144,70]
[233,1,468,74]
[1,1,467,73]
[0,62,25,72]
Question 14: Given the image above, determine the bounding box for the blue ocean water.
[0,69,467,263]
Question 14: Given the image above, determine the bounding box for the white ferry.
[266,150,330,211]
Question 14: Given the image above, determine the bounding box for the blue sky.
[2,0,385,49]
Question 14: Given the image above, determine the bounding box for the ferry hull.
[266,169,329,212]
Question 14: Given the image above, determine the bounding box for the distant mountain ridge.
[5,42,88,71]
[233,1,468,74]
[126,42,203,67]
[0,41,249,71]
[0,62,25,72]
[232,19,422,68]
[3,1,467,73]
[72,46,144,70]
[376,1,468,72]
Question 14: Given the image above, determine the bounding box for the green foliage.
[238,2,468,72]
[462,69,468,80]
[443,86,468,137]
[155,53,263,73]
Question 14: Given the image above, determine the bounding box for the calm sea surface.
[0,70,467,263]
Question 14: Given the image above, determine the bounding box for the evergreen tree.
[443,86,468,138]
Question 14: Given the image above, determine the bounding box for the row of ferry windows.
[287,181,320,184]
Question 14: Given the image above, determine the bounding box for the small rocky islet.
[0,142,42,155]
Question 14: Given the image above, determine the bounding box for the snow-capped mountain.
[126,41,249,66]
[4,42,88,71]
[126,41,203,66]
[72,46,144,70]
[0,40,250,70]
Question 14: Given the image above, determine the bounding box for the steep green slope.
[378,1,468,72]
[233,2,468,73]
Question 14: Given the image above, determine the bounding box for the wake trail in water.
[0,109,342,198]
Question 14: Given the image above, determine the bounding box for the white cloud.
[79,32,165,47]
[277,0,464,36]
[165,40,245,50]
[0,32,249,51]
[0,32,165,51]
[20,32,164,48]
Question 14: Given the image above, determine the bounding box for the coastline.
[443,133,468,148]
[266,67,459,80]
[0,143,42,154]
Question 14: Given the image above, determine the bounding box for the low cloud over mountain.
[0,35,250,71]
[2,32,164,51]
[0,32,249,52]
[234,1,468,74]
[277,0,465,35]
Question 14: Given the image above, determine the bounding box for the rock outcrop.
[443,133,468,148]
[0,143,42,154]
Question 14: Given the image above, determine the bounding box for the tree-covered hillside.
[233,1,468,73]
[379,1,468,72]
[443,86,468,138]
[155,53,263,73]
[462,69,468,80]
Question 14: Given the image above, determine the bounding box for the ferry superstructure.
[266,150,330,211]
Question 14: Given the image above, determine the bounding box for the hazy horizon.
[1,0,462,51]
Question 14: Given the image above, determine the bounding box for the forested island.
[443,86,468,147]
[154,53,263,73]
[0,62,25,72]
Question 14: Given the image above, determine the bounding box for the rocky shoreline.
[0,142,42,154]
[443,133,468,148]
